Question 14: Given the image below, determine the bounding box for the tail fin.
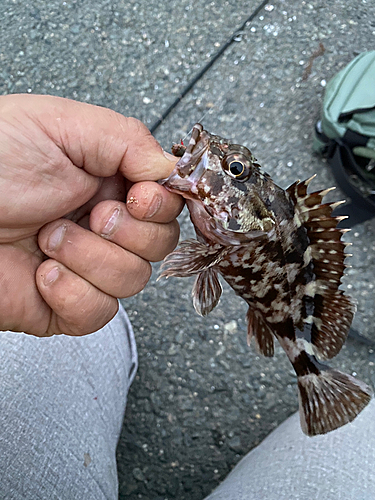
[298,369,373,436]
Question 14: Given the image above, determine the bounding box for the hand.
[0,94,183,336]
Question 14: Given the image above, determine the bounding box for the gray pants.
[1,304,374,499]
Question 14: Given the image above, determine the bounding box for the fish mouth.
[161,153,208,197]
[160,123,210,198]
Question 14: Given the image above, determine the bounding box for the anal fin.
[309,291,356,359]
[298,369,373,436]
[247,308,274,357]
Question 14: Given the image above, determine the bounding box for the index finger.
[126,181,184,223]
[0,94,177,182]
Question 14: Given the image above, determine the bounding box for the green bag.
[313,51,375,226]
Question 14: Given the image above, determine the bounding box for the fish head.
[162,123,275,244]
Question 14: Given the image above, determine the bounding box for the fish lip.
[162,154,207,194]
[160,125,210,197]
[159,172,193,194]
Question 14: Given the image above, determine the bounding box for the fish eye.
[229,160,245,177]
[222,153,251,181]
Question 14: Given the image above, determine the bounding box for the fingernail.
[163,150,177,161]
[44,266,59,286]
[47,224,66,251]
[144,193,162,219]
[102,207,120,236]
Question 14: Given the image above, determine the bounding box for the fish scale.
[160,123,373,436]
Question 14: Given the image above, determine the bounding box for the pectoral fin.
[159,239,225,278]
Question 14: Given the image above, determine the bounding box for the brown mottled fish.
[160,123,373,436]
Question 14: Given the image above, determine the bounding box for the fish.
[159,123,373,436]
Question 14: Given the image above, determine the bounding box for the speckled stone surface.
[0,0,260,125]
[2,1,375,499]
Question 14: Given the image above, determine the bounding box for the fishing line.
[149,0,270,135]
[180,87,228,143]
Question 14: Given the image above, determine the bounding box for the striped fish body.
[161,123,372,436]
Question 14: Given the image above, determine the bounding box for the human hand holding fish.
[0,93,371,436]
[0,94,182,336]
[160,123,373,436]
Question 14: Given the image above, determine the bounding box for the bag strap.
[342,129,369,148]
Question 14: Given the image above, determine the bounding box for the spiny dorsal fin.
[287,178,339,224]
[287,178,356,357]
[247,308,274,357]
[287,178,350,289]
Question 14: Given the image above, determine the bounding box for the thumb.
[0,94,176,182]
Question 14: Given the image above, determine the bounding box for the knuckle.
[116,114,150,140]
[152,221,180,261]
[135,221,180,262]
[119,260,151,298]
